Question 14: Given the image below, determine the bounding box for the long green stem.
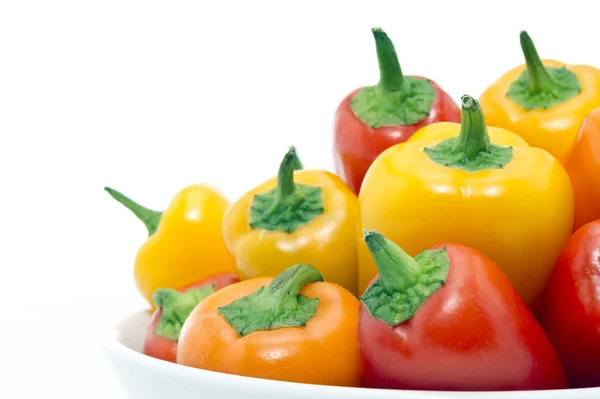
[520,31,555,93]
[372,27,405,93]
[104,187,162,236]
[275,149,297,199]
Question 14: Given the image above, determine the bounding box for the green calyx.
[349,27,435,128]
[507,31,581,110]
[360,230,450,326]
[423,95,513,172]
[249,148,324,233]
[104,187,163,236]
[218,264,324,337]
[152,285,216,341]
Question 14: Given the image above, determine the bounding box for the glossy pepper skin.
[357,95,574,304]
[177,264,361,387]
[104,185,238,308]
[543,221,600,388]
[333,28,460,195]
[565,108,600,231]
[358,231,567,391]
[222,148,359,295]
[143,273,240,363]
[480,31,600,164]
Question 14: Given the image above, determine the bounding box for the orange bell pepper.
[564,108,600,230]
[479,31,600,164]
[104,185,237,308]
[177,264,361,387]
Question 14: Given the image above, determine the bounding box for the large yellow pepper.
[105,185,237,308]
[222,148,359,295]
[479,31,600,164]
[357,95,574,305]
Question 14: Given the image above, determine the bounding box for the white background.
[1,1,598,398]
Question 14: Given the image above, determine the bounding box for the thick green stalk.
[372,27,405,93]
[520,31,555,93]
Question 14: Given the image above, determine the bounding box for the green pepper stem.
[452,95,491,160]
[520,31,555,93]
[372,27,405,93]
[217,264,324,337]
[363,229,422,294]
[275,148,298,200]
[289,146,303,170]
[104,187,163,236]
[265,264,324,312]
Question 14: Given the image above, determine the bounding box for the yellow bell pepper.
[222,148,359,295]
[357,95,574,305]
[479,31,600,164]
[104,184,237,308]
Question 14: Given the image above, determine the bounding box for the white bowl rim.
[101,308,600,399]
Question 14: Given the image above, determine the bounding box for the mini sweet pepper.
[358,230,567,391]
[143,273,240,363]
[104,185,238,307]
[334,27,460,195]
[177,264,361,387]
[222,148,359,295]
[564,108,600,230]
[543,220,600,388]
[357,95,574,305]
[479,31,600,164]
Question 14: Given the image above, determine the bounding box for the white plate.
[101,309,600,399]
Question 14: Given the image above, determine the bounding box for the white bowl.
[102,309,600,399]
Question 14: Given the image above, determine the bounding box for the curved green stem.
[520,31,555,93]
[372,27,405,93]
[104,187,162,236]
[265,263,324,311]
[452,95,491,160]
[218,264,324,337]
[363,230,422,294]
[276,149,297,199]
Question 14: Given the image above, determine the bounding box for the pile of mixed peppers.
[105,28,600,392]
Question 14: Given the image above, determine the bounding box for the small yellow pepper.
[479,31,600,164]
[104,184,237,308]
[357,95,574,305]
[222,148,359,295]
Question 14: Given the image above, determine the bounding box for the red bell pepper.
[358,230,567,391]
[333,28,461,195]
[543,221,600,388]
[143,273,240,363]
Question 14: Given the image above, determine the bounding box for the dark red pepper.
[143,273,240,363]
[543,220,600,388]
[333,28,461,195]
[358,230,567,391]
